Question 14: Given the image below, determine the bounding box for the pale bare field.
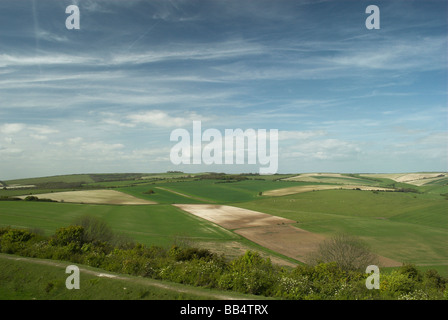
[263,184,394,197]
[283,173,361,184]
[173,204,295,229]
[18,189,156,205]
[360,172,447,186]
[4,184,36,189]
[394,173,447,184]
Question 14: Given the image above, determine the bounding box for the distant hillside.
[5,174,95,186]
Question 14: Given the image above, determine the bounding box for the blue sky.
[0,0,446,179]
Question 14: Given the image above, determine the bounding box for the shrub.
[273,273,312,299]
[170,245,215,262]
[423,269,446,290]
[24,196,39,201]
[1,229,34,243]
[398,263,422,281]
[218,251,276,295]
[0,228,37,254]
[49,225,84,247]
[380,271,416,296]
[398,289,429,300]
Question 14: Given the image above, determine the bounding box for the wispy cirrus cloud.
[328,36,447,71]
[126,110,211,128]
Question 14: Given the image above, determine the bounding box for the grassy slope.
[5,174,95,185]
[0,253,262,300]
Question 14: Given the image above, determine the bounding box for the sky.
[0,0,446,180]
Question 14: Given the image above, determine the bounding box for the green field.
[119,179,315,204]
[0,201,238,248]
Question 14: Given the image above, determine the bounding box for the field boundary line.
[155,186,213,203]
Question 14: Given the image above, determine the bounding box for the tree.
[73,215,113,244]
[306,233,379,272]
[72,215,134,249]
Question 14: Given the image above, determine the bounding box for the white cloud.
[109,40,264,65]
[0,123,25,135]
[103,119,136,128]
[68,137,83,144]
[30,134,48,141]
[80,141,124,152]
[29,125,59,135]
[0,54,95,68]
[0,147,23,155]
[328,36,447,72]
[4,137,14,144]
[279,130,327,141]
[283,138,361,161]
[127,110,209,128]
[37,30,68,43]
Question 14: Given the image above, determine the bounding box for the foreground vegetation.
[1,220,447,300]
[0,254,232,300]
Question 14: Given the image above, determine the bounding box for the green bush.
[0,228,37,254]
[380,271,416,296]
[423,269,446,290]
[49,225,84,247]
[1,228,34,243]
[398,263,422,281]
[217,251,276,295]
[273,273,312,299]
[169,245,215,262]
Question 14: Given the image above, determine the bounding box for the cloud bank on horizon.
[0,0,446,179]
